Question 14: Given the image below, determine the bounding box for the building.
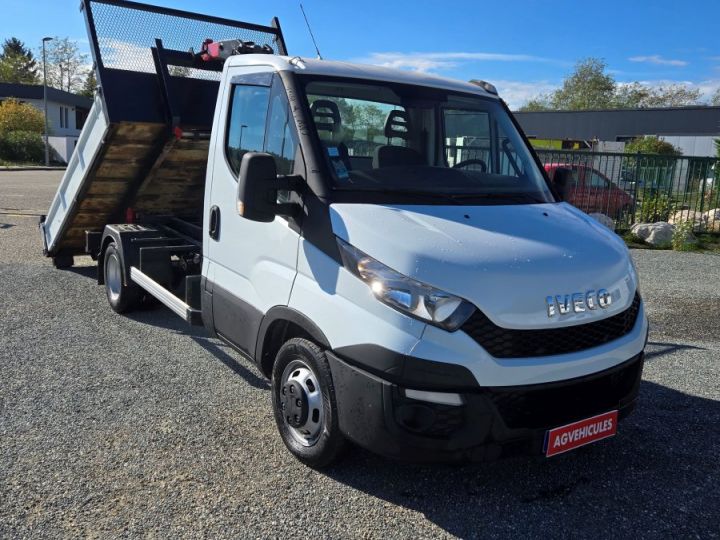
[0,82,93,163]
[513,106,720,157]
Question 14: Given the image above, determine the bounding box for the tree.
[711,88,720,106]
[79,70,97,98]
[550,58,616,110]
[41,37,88,93]
[519,57,702,111]
[616,83,700,108]
[0,37,39,84]
[613,83,650,108]
[0,98,45,134]
[168,65,190,77]
[518,95,553,112]
[351,103,386,140]
[625,136,681,155]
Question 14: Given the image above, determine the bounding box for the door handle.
[209,205,220,240]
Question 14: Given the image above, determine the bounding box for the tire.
[52,255,74,269]
[103,243,140,313]
[271,338,347,468]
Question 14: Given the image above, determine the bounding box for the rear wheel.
[104,243,140,313]
[271,338,347,468]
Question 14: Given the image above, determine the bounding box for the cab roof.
[225,55,500,99]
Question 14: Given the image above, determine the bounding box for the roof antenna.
[299,3,322,60]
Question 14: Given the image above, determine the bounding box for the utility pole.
[42,37,53,166]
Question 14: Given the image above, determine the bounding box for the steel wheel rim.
[106,253,122,302]
[279,359,325,447]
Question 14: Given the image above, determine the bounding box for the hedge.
[0,131,45,163]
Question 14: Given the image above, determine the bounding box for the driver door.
[206,67,302,355]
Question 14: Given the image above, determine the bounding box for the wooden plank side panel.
[133,138,209,217]
[56,121,166,253]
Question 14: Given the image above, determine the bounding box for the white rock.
[668,209,707,229]
[703,209,720,232]
[631,222,675,247]
[588,212,615,230]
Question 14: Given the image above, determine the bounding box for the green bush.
[636,193,676,222]
[672,221,699,252]
[0,98,44,134]
[625,136,680,155]
[0,130,44,163]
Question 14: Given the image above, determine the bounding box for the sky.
[2,0,720,109]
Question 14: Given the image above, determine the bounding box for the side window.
[569,167,580,188]
[589,171,608,188]
[264,78,300,176]
[443,109,490,169]
[225,83,271,175]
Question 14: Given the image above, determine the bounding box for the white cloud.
[628,55,687,67]
[100,38,156,73]
[355,51,566,73]
[492,80,559,110]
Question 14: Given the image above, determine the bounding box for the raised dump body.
[41,0,286,260]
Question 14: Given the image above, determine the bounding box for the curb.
[0,166,67,171]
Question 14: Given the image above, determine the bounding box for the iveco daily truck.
[41,0,647,467]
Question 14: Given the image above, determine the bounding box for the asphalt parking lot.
[1,170,719,538]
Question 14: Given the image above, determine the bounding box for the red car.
[544,163,633,218]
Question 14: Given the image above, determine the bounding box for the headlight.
[337,238,475,331]
[629,256,640,293]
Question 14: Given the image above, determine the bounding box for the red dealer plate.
[544,410,618,457]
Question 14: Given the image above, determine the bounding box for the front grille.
[488,354,643,429]
[461,293,641,358]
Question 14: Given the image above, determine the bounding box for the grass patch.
[696,233,720,253]
[621,231,656,249]
[0,159,48,167]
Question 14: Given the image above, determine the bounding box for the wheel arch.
[255,307,331,378]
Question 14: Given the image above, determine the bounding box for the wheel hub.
[281,380,309,428]
[106,253,122,302]
[279,361,325,447]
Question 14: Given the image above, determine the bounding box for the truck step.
[129,266,202,325]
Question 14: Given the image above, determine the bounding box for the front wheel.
[271,338,347,468]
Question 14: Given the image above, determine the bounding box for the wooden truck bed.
[40,0,286,257]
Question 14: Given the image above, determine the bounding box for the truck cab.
[42,0,647,468]
[198,55,647,465]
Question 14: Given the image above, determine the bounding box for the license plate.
[544,410,618,457]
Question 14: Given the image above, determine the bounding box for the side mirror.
[552,167,572,201]
[237,152,301,222]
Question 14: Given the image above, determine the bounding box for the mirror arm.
[276,203,302,219]
[268,174,304,219]
[266,174,304,192]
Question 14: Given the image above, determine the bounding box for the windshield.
[301,77,554,204]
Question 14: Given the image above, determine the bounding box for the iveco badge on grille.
[546,289,612,317]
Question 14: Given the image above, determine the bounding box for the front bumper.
[327,350,644,462]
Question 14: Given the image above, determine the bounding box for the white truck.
[41,0,647,467]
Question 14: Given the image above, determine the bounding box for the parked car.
[544,163,634,218]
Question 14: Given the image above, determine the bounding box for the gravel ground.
[1,171,719,538]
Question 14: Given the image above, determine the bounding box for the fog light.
[404,389,463,406]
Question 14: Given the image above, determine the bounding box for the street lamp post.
[239,124,248,149]
[42,37,53,167]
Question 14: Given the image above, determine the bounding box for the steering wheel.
[452,158,487,172]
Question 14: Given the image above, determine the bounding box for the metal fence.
[534,149,720,233]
